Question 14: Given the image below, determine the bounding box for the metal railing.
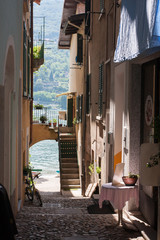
[33,108,67,126]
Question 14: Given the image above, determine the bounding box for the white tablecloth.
[99,183,139,210]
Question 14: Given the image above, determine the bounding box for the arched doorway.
[0,43,15,198]
[29,140,60,192]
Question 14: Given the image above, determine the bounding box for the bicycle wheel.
[35,189,43,207]
[25,186,33,201]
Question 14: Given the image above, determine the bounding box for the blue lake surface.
[29,140,59,177]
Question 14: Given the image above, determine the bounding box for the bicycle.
[24,169,43,207]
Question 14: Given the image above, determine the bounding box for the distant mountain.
[33,0,69,109]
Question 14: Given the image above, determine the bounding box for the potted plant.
[40,115,47,123]
[34,104,44,110]
[122,172,139,186]
[88,163,94,175]
[48,120,52,127]
[53,118,57,127]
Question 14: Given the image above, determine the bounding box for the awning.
[64,13,85,35]
[56,92,76,97]
[114,0,160,62]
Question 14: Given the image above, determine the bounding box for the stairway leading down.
[59,131,80,191]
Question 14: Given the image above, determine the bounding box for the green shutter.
[98,63,103,116]
[77,34,83,64]
[67,98,73,127]
[86,74,91,114]
[27,39,31,97]
[23,22,27,97]
[79,95,83,123]
[100,0,104,11]
[85,0,90,36]
[76,96,80,122]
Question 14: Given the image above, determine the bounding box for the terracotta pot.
[53,122,57,127]
[122,176,138,186]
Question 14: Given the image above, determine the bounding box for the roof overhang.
[56,92,76,97]
[64,13,85,35]
[58,0,85,49]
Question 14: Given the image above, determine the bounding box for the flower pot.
[122,176,138,186]
[53,123,57,128]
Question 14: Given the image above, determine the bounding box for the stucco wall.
[69,22,85,95]
[0,1,24,215]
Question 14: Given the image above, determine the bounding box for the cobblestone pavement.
[15,191,144,240]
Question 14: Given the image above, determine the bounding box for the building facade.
[59,0,160,234]
[0,0,40,215]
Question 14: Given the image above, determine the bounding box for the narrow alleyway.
[15,176,144,240]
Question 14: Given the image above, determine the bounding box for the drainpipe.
[30,0,33,144]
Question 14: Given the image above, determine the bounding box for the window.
[86,74,91,114]
[85,0,90,36]
[23,22,27,97]
[76,95,83,122]
[98,63,104,116]
[76,34,83,64]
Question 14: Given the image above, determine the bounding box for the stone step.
[61,158,77,163]
[61,179,80,185]
[61,173,79,179]
[61,184,81,190]
[60,136,76,141]
[61,163,78,168]
[61,168,79,174]
[59,133,76,139]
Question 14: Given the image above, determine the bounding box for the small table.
[99,183,139,225]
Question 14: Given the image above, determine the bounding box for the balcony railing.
[33,16,45,72]
[33,108,67,126]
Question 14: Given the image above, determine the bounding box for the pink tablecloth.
[99,183,139,210]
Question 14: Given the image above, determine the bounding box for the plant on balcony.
[34,104,44,109]
[33,43,44,60]
[53,118,57,127]
[48,120,52,127]
[40,115,47,123]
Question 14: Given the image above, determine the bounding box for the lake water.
[29,140,59,177]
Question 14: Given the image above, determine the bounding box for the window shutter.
[23,22,27,97]
[98,63,103,116]
[79,95,83,123]
[100,0,104,12]
[67,98,73,127]
[85,0,90,36]
[77,34,83,64]
[27,39,31,97]
[86,74,91,114]
[76,96,80,122]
